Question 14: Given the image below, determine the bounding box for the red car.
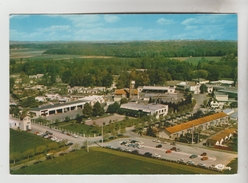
[201,156,208,161]
[166,150,172,153]
[201,152,207,156]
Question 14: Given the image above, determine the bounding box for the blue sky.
[10,14,237,41]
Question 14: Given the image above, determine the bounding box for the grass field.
[10,129,51,154]
[52,121,100,136]
[11,147,219,174]
[170,56,222,65]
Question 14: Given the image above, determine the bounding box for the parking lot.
[103,136,237,169]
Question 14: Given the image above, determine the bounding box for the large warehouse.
[120,102,168,119]
[30,95,104,117]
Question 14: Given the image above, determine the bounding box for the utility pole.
[87,137,89,152]
[102,124,103,146]
[192,123,194,144]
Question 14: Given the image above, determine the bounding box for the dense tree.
[107,102,120,113]
[35,145,47,155]
[10,152,21,164]
[200,84,208,94]
[120,98,128,105]
[83,103,93,117]
[92,102,104,116]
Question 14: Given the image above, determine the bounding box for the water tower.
[129,80,135,99]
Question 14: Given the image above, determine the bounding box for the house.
[210,101,219,109]
[215,92,229,102]
[19,116,31,131]
[176,81,201,94]
[81,95,105,106]
[35,96,46,102]
[206,128,236,147]
[45,93,60,101]
[114,89,138,101]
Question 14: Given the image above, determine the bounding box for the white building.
[81,95,105,106]
[120,102,168,119]
[35,96,47,102]
[45,93,60,101]
[20,116,32,131]
[138,86,176,94]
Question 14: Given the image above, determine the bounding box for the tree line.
[41,40,237,58]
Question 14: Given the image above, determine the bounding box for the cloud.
[62,15,102,28]
[181,18,196,25]
[157,18,175,25]
[104,15,120,23]
[36,25,71,33]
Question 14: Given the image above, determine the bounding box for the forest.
[10,40,237,88]
[11,40,237,58]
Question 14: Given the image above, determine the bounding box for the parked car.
[198,163,207,168]
[190,154,198,159]
[144,152,153,157]
[187,160,195,166]
[131,150,139,154]
[120,141,127,145]
[201,156,209,161]
[124,148,132,152]
[177,159,186,164]
[72,134,78,138]
[156,144,162,148]
[45,131,53,135]
[201,152,207,156]
[152,153,161,159]
[170,147,177,151]
[66,141,73,146]
[175,148,182,152]
[165,150,172,153]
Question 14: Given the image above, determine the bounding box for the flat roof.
[165,112,227,134]
[121,102,167,112]
[30,100,87,111]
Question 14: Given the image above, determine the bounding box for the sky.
[9,14,237,41]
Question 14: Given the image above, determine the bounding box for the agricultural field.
[11,147,219,174]
[170,56,222,65]
[10,48,115,61]
[10,128,51,154]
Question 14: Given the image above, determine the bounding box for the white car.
[152,153,161,159]
[37,132,44,136]
[72,134,78,138]
[51,137,57,141]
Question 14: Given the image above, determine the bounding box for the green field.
[52,121,100,136]
[10,129,51,154]
[11,147,219,174]
[173,56,222,65]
